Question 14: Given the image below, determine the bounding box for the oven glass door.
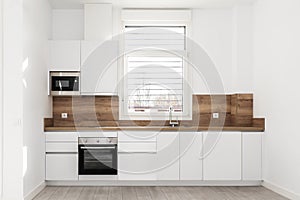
[51,76,79,91]
[79,145,117,175]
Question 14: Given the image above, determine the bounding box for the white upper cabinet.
[84,4,112,41]
[242,132,262,180]
[203,132,242,180]
[157,132,180,180]
[180,132,203,180]
[80,40,118,94]
[81,3,117,94]
[48,40,81,71]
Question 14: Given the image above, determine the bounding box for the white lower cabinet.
[156,132,180,180]
[118,153,157,180]
[203,132,242,180]
[242,132,262,180]
[180,132,203,180]
[46,153,78,180]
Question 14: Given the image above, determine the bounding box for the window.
[123,26,186,115]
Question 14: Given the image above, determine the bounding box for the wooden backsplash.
[52,94,255,127]
[53,96,119,127]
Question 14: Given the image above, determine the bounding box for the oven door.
[78,145,117,175]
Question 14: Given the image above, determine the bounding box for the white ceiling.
[48,0,256,9]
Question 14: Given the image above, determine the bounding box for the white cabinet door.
[49,40,80,71]
[118,153,157,180]
[80,40,118,94]
[242,132,262,180]
[46,154,78,180]
[157,132,180,180]
[180,132,203,180]
[84,4,112,41]
[203,132,241,180]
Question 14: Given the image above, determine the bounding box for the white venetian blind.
[124,26,186,113]
[125,26,185,51]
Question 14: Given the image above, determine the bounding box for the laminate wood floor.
[33,186,289,200]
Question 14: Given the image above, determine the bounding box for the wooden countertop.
[44,126,264,132]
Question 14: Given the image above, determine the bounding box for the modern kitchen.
[1,0,300,200]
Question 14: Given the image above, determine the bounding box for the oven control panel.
[78,137,117,145]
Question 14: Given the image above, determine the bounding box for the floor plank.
[94,186,110,200]
[148,186,167,200]
[78,187,97,200]
[34,186,289,200]
[135,186,152,200]
[34,187,59,200]
[48,187,69,200]
[122,186,138,200]
[64,187,83,200]
[108,187,122,200]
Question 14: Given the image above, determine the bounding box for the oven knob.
[85,139,88,143]
[106,138,111,143]
[97,140,99,143]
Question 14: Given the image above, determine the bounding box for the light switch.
[61,113,68,119]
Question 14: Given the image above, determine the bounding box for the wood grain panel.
[53,96,119,127]
[231,94,253,126]
[49,93,263,130]
[252,118,265,130]
[193,95,231,126]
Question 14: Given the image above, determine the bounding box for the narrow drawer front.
[118,142,157,153]
[45,132,78,142]
[78,131,118,138]
[46,143,78,153]
[118,131,157,142]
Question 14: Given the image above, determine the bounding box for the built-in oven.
[78,137,118,175]
[50,71,80,96]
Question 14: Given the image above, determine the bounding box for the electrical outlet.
[212,112,219,119]
[61,113,68,119]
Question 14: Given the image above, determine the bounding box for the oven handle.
[80,146,116,150]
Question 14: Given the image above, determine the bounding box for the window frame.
[119,21,192,120]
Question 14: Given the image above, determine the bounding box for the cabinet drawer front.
[78,131,117,138]
[118,142,156,153]
[45,132,78,142]
[46,154,78,181]
[118,153,157,180]
[46,143,78,153]
[118,131,157,142]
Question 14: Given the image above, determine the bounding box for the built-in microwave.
[50,71,80,96]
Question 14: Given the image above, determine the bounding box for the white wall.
[232,5,253,93]
[52,9,83,40]
[253,0,300,199]
[2,0,24,199]
[22,0,52,198]
[0,0,3,198]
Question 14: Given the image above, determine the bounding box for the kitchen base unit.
[44,131,263,185]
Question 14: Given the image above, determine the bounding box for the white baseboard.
[46,180,262,187]
[24,181,46,200]
[262,181,300,200]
